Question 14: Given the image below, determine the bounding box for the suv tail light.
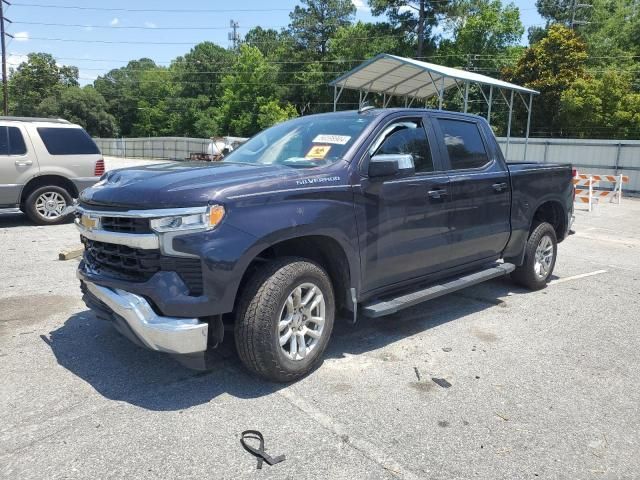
[572,167,577,178]
[94,158,105,176]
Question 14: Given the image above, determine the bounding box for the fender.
[503,190,570,265]
[172,192,362,315]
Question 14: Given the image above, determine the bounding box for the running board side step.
[363,263,515,318]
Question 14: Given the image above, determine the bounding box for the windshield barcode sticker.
[312,135,351,145]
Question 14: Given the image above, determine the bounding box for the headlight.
[150,205,225,233]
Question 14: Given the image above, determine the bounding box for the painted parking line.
[278,387,423,480]
[548,270,608,286]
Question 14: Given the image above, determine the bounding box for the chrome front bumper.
[82,277,208,354]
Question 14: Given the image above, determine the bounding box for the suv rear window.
[37,127,100,155]
[0,126,27,155]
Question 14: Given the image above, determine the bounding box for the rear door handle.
[15,160,33,167]
[428,189,448,199]
[492,182,508,192]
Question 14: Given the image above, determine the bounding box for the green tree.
[439,0,524,71]
[215,45,297,136]
[244,27,297,60]
[329,21,411,61]
[581,0,640,60]
[8,53,78,116]
[94,58,159,136]
[290,61,331,115]
[38,86,117,137]
[170,42,234,100]
[289,0,356,57]
[257,100,298,129]
[130,67,181,136]
[560,70,640,138]
[503,24,588,137]
[535,0,575,25]
[369,0,452,57]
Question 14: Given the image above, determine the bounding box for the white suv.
[0,117,103,225]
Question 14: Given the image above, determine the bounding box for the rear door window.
[438,119,490,170]
[0,126,27,155]
[37,127,100,155]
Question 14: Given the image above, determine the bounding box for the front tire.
[235,258,335,382]
[511,222,557,290]
[24,186,73,225]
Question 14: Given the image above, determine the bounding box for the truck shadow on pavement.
[0,212,75,228]
[43,311,283,411]
[0,212,32,228]
[44,277,532,411]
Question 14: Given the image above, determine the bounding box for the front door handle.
[15,160,33,167]
[428,189,448,199]
[492,182,508,192]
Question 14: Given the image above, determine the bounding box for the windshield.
[223,113,373,168]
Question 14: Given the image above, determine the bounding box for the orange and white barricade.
[573,173,629,212]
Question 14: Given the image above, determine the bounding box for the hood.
[80,161,306,209]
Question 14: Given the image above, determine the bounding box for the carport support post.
[505,90,514,161]
[487,86,493,124]
[333,84,345,112]
[523,93,533,161]
[463,81,469,113]
[439,76,444,110]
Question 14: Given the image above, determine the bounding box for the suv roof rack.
[0,116,71,124]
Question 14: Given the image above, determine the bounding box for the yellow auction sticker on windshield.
[305,145,331,159]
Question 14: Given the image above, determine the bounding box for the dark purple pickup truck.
[73,108,574,382]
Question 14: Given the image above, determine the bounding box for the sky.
[5,0,544,86]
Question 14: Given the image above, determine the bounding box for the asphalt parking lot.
[1,166,639,479]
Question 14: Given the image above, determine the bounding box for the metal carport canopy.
[329,53,537,102]
[329,53,539,160]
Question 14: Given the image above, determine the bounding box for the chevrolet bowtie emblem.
[80,214,98,230]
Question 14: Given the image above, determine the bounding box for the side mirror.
[368,154,415,178]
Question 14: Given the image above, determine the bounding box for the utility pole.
[416,0,425,58]
[570,0,592,29]
[228,19,240,50]
[0,0,12,115]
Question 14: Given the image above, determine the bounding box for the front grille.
[100,216,152,234]
[82,238,203,295]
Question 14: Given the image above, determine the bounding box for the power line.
[10,2,293,12]
[12,18,552,31]
[14,21,257,30]
[19,30,549,46]
[15,51,638,68]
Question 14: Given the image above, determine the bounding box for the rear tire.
[24,186,73,225]
[511,222,557,290]
[235,257,335,382]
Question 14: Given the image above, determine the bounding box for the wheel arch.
[235,234,355,314]
[20,175,78,207]
[530,199,566,241]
